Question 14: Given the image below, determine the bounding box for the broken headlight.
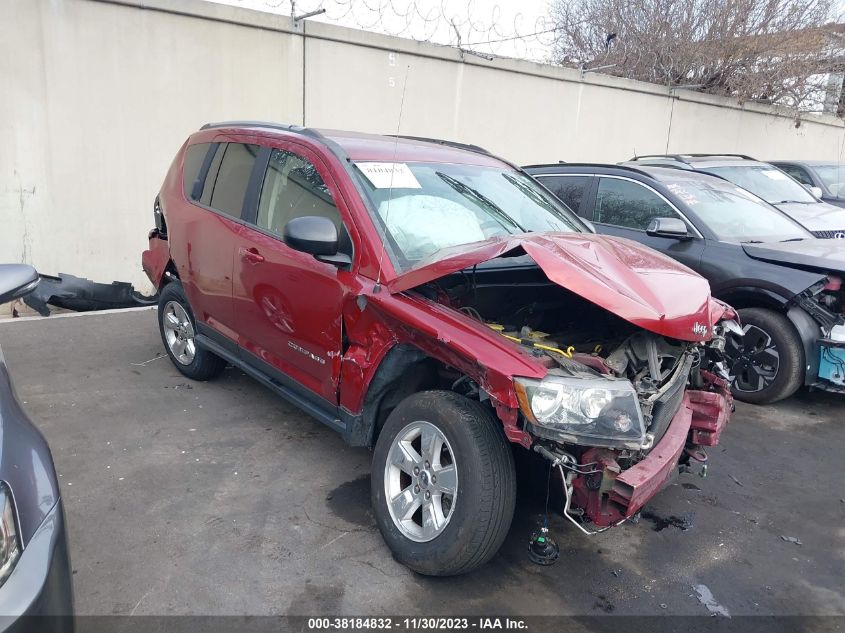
[0,483,19,587]
[514,375,646,449]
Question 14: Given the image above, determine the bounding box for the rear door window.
[595,178,682,230]
[538,175,591,214]
[207,143,260,218]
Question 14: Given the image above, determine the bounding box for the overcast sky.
[205,0,556,60]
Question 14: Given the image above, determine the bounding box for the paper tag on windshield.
[762,170,788,180]
[357,162,421,189]
[666,183,699,206]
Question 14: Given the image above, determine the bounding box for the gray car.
[769,160,845,210]
[629,154,845,239]
[0,265,73,631]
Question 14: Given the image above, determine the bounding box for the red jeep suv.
[142,122,734,576]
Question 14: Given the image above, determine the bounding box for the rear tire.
[726,308,804,404]
[371,390,516,576]
[157,281,226,381]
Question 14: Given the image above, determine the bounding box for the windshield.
[662,177,811,243]
[814,164,845,197]
[705,165,816,204]
[353,161,584,271]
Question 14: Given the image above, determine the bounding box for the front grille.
[811,230,845,239]
[646,356,693,444]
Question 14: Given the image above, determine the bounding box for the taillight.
[153,195,167,237]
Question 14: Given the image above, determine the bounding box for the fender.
[338,286,547,447]
[343,344,430,447]
[786,305,821,385]
[714,285,788,311]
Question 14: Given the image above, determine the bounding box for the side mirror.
[646,217,691,240]
[808,185,823,199]
[283,216,351,266]
[0,264,39,305]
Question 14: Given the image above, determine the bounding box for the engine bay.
[417,263,734,454]
[421,264,711,402]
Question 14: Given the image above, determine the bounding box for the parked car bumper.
[0,499,73,633]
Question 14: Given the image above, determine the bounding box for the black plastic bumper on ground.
[0,500,73,633]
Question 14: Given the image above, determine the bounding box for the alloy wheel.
[725,324,780,392]
[384,420,458,542]
[162,301,196,365]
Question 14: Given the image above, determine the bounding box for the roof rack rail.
[200,120,307,133]
[524,162,660,180]
[387,135,491,155]
[628,163,694,173]
[683,153,758,160]
[630,153,758,162]
[629,154,692,163]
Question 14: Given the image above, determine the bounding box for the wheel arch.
[344,343,489,448]
[715,286,788,312]
[716,286,820,386]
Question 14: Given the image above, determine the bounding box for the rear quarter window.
[537,175,590,213]
[207,143,260,218]
[182,143,212,200]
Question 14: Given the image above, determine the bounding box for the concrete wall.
[3,0,845,298]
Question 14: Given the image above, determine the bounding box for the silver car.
[628,154,845,239]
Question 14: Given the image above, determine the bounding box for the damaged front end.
[516,330,732,529]
[795,276,845,391]
[411,235,737,532]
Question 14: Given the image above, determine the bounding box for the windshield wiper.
[741,240,764,243]
[780,238,805,242]
[436,172,525,233]
[772,200,812,205]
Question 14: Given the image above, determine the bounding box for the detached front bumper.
[0,500,74,633]
[572,380,732,527]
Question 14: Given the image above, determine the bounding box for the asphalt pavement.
[0,309,842,618]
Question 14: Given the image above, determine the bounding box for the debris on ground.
[693,584,731,617]
[780,536,803,546]
[23,273,158,316]
[728,474,744,487]
[131,354,164,367]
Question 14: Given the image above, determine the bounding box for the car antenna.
[373,64,410,295]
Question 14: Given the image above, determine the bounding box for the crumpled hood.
[742,240,845,273]
[388,233,716,342]
[774,201,845,232]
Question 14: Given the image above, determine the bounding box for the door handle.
[239,247,265,264]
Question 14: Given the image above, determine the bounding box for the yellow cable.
[493,328,574,359]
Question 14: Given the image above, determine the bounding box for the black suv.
[524,162,845,404]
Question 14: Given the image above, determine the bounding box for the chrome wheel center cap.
[418,470,431,489]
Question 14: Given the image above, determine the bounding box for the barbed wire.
[223,0,560,61]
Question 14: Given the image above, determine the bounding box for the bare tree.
[549,0,843,113]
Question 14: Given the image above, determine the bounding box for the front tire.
[725,308,804,404]
[157,281,226,381]
[371,391,516,576]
